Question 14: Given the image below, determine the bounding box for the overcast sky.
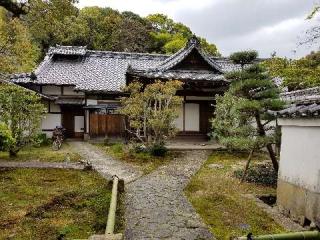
[77,0,319,58]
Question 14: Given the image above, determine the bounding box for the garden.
[185,150,283,239]
[0,168,123,239]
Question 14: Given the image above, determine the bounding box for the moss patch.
[0,168,120,239]
[185,151,284,240]
[0,143,82,163]
[96,143,176,175]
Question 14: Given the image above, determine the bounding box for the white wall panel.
[41,114,61,130]
[74,116,84,132]
[185,103,200,131]
[279,124,320,193]
[174,105,183,131]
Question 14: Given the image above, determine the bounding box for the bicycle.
[52,126,65,151]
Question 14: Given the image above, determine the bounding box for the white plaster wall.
[279,123,320,193]
[42,86,61,95]
[63,86,84,96]
[41,114,61,137]
[185,103,200,131]
[74,116,84,132]
[49,102,61,112]
[86,99,98,105]
[174,105,184,131]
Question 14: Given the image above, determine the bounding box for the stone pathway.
[124,150,215,240]
[69,141,142,183]
[0,161,84,170]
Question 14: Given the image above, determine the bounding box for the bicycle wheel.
[52,140,59,151]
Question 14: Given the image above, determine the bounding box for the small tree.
[213,51,284,173]
[120,80,183,149]
[230,50,258,69]
[0,83,46,156]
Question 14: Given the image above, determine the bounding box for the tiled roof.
[139,36,224,73]
[127,69,227,82]
[274,87,320,118]
[280,87,320,104]
[274,103,320,118]
[10,38,241,92]
[48,45,87,56]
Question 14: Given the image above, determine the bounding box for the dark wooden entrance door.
[61,106,84,138]
[89,113,125,137]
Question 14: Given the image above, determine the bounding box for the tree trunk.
[241,149,254,183]
[255,114,279,172]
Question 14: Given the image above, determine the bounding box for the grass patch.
[185,151,284,240]
[96,143,176,174]
[0,143,82,163]
[0,168,122,239]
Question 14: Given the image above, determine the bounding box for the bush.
[234,163,277,186]
[35,133,51,146]
[149,143,168,157]
[0,123,14,151]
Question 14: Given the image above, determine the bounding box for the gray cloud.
[177,0,313,39]
[79,0,319,58]
[173,0,318,58]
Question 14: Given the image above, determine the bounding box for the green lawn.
[0,168,122,239]
[185,151,284,240]
[0,143,82,163]
[95,143,177,174]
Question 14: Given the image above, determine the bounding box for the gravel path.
[124,150,215,240]
[0,161,84,170]
[69,141,142,183]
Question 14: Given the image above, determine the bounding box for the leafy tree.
[0,7,39,73]
[229,50,258,69]
[147,13,220,55]
[110,15,153,52]
[213,51,284,172]
[263,51,320,90]
[0,0,28,17]
[0,83,46,156]
[25,0,78,51]
[120,80,183,148]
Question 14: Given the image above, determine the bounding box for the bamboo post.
[106,175,119,235]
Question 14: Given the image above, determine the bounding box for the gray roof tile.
[10,41,241,92]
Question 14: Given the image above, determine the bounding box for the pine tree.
[213,51,284,172]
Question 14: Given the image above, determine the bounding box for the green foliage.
[212,63,284,154]
[120,80,183,147]
[0,83,46,156]
[147,13,220,55]
[0,2,220,72]
[262,52,320,90]
[35,133,51,146]
[148,142,167,157]
[229,50,258,68]
[0,122,14,151]
[0,7,39,74]
[234,163,278,186]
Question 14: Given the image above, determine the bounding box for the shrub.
[35,133,51,146]
[149,143,167,157]
[233,163,277,186]
[0,123,14,151]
